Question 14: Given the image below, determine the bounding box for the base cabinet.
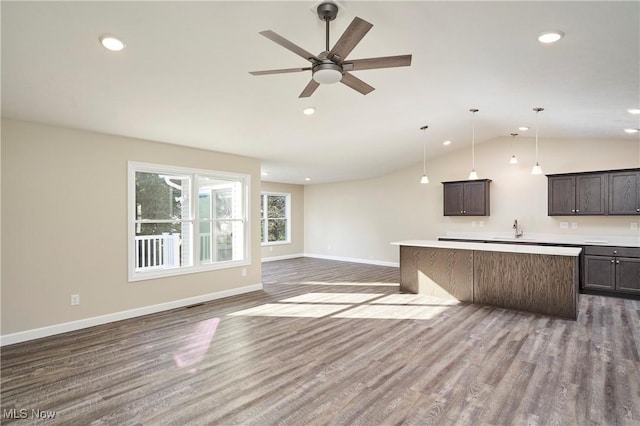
[583,246,640,295]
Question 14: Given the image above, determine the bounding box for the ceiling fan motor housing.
[312,61,343,84]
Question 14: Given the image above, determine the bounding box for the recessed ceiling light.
[628,108,640,115]
[518,126,529,131]
[303,107,315,115]
[538,31,564,44]
[304,177,311,181]
[99,34,125,51]
[442,140,451,146]
[624,128,639,134]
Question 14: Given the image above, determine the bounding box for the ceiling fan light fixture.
[312,62,343,84]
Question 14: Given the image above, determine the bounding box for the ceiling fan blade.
[328,17,373,63]
[259,30,320,63]
[346,54,412,71]
[340,72,375,95]
[298,79,320,98]
[249,67,311,76]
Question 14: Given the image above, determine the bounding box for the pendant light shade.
[531,107,544,175]
[420,125,429,184]
[468,109,479,180]
[509,133,519,164]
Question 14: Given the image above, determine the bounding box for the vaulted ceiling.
[2,1,639,184]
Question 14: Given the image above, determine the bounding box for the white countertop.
[440,232,640,248]
[392,240,583,257]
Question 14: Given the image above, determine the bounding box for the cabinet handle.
[576,209,580,213]
[571,209,575,213]
[614,250,617,254]
[616,261,620,264]
[611,260,615,263]
[637,208,639,212]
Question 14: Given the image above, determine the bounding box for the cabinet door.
[609,171,640,215]
[616,257,640,294]
[443,183,464,216]
[463,181,489,216]
[583,255,615,290]
[548,176,576,215]
[576,174,607,215]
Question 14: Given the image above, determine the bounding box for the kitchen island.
[391,240,582,319]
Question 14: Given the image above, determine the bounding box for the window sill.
[261,241,292,247]
[129,259,251,282]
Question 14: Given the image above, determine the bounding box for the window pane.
[268,219,287,242]
[267,195,286,218]
[216,220,234,261]
[136,172,191,220]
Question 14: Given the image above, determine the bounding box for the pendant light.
[531,107,544,175]
[509,133,519,164]
[420,125,429,184]
[468,108,479,180]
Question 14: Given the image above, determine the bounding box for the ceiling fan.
[249,2,412,98]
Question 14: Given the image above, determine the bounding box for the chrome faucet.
[513,219,523,238]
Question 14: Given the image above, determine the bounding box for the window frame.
[128,161,251,282]
[260,192,291,246]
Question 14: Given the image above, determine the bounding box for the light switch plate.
[571,222,578,229]
[560,222,569,229]
[631,223,638,231]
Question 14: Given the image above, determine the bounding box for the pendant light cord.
[423,142,427,174]
[470,109,478,170]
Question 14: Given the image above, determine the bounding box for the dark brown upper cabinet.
[443,179,491,216]
[548,172,607,215]
[609,170,640,215]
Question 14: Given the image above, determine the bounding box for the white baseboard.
[261,253,305,262]
[303,253,399,268]
[0,283,263,347]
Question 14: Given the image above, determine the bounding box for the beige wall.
[1,119,262,335]
[260,181,304,259]
[305,136,640,264]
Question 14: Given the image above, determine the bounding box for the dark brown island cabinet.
[547,168,640,216]
[442,179,491,216]
[583,246,640,296]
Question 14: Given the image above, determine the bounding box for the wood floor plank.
[1,257,639,425]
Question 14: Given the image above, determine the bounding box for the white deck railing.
[135,233,213,270]
[135,233,181,270]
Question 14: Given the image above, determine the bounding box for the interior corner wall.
[1,119,262,336]
[260,181,305,259]
[304,136,640,264]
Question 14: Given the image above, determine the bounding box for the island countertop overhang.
[391,239,582,257]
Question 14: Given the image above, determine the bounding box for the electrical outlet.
[241,268,247,277]
[631,223,638,231]
[479,221,485,228]
[571,222,578,229]
[70,294,80,306]
[560,222,569,229]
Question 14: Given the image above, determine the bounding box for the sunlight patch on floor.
[300,281,400,287]
[227,292,459,320]
[228,303,351,318]
[280,293,385,304]
[331,304,452,320]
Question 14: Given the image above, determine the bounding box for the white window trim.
[260,191,291,246]
[128,161,251,282]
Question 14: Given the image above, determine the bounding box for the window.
[260,192,291,245]
[128,162,250,281]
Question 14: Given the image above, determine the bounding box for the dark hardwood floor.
[1,257,639,425]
